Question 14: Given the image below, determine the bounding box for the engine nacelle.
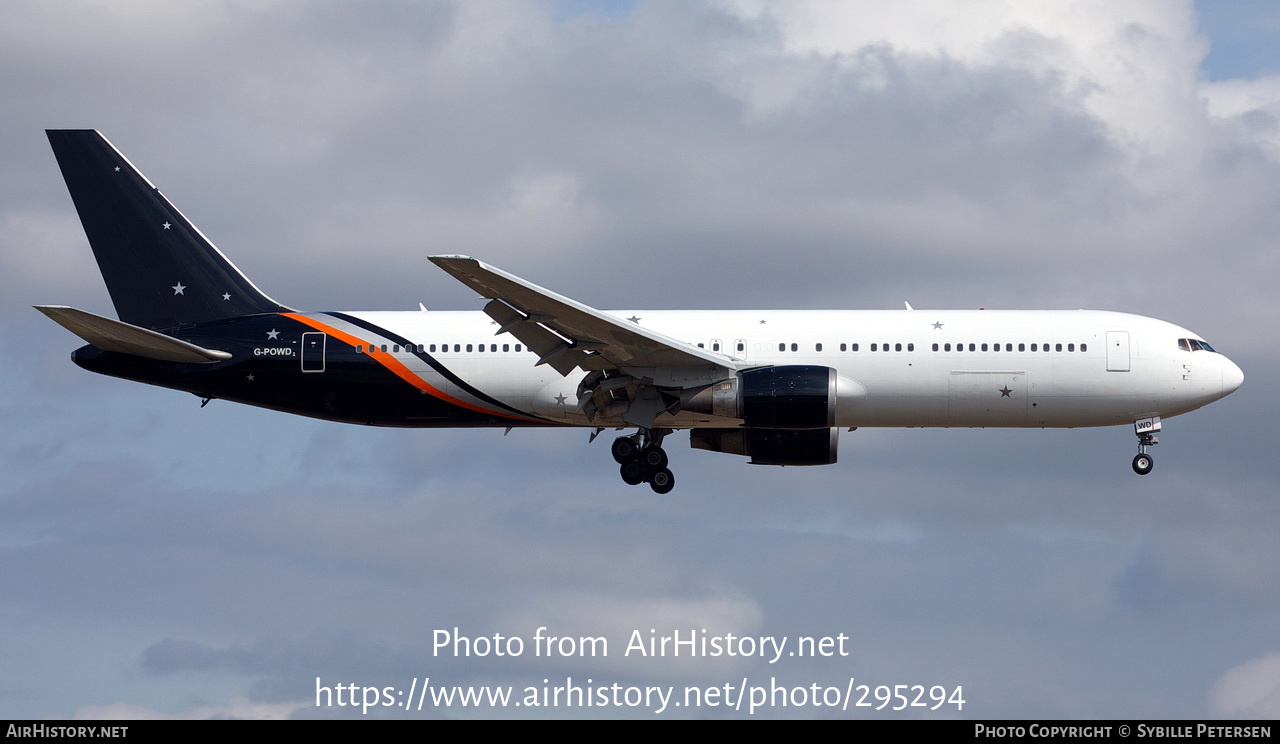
[690,427,838,466]
[741,365,835,428]
[683,365,864,428]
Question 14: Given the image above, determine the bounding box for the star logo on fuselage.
[932,321,944,330]
[554,393,567,405]
[999,386,1012,397]
[627,316,641,324]
[171,282,186,295]
[266,329,280,340]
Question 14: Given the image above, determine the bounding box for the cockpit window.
[1179,338,1217,353]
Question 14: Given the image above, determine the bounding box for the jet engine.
[690,426,838,466]
[684,365,865,465]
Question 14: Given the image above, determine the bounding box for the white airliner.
[38,130,1244,492]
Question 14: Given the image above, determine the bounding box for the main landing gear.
[612,428,675,494]
[1131,416,1159,475]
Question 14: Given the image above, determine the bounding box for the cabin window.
[779,343,785,352]
[712,342,720,351]
[1081,343,1087,352]
[791,343,798,352]
[871,343,878,352]
[737,342,744,352]
[841,343,847,351]
[852,343,859,351]
[816,343,823,352]
[1055,343,1062,352]
[1068,343,1075,352]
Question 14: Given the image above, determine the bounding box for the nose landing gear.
[612,428,675,493]
[1132,416,1160,475]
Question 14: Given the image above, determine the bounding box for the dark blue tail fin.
[46,130,291,330]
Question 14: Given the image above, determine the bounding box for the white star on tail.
[171,282,186,295]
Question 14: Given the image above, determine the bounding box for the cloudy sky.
[2,0,1278,720]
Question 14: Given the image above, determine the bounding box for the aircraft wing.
[429,255,740,376]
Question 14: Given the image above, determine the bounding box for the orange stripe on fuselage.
[280,312,541,423]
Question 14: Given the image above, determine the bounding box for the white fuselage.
[327,308,1243,430]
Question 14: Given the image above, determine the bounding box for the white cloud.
[1209,652,1280,719]
[74,696,305,720]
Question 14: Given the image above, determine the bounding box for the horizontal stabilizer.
[34,305,232,364]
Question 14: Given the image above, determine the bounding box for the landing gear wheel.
[640,446,668,470]
[620,461,645,485]
[1132,453,1154,475]
[612,437,638,464]
[649,468,675,494]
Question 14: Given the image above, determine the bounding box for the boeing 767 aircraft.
[37,130,1243,493]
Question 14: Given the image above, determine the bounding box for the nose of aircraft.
[1222,356,1245,397]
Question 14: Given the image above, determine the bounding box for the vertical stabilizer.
[46,130,291,330]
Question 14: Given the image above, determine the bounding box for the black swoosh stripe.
[324,311,549,422]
